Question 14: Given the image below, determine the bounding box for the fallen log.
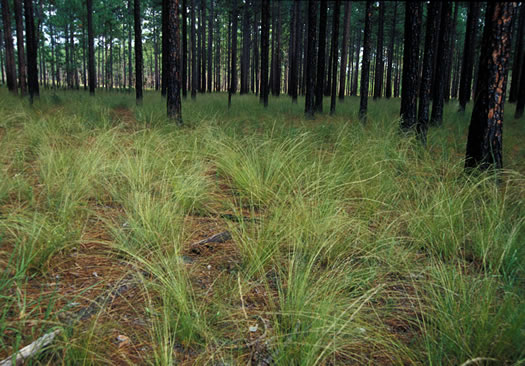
[0,330,60,366]
[192,231,232,246]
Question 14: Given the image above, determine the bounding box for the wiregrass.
[0,88,524,365]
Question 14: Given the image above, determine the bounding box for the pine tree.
[385,2,397,99]
[315,0,327,113]
[373,1,384,99]
[338,0,351,101]
[13,0,26,95]
[166,0,182,125]
[87,0,95,94]
[260,0,269,107]
[24,0,38,100]
[304,0,317,117]
[1,0,17,93]
[359,0,373,123]
[134,0,143,104]
[459,2,481,111]
[329,0,340,114]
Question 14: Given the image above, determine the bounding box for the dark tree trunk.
[216,9,221,92]
[0,15,5,85]
[459,2,481,111]
[351,30,360,96]
[385,1,397,99]
[253,5,259,95]
[338,0,351,100]
[359,0,373,123]
[315,0,327,113]
[13,0,26,95]
[509,3,525,103]
[289,0,299,102]
[373,1,384,99]
[329,0,340,114]
[451,54,460,98]
[207,0,213,92]
[2,0,17,93]
[240,0,250,94]
[465,2,516,171]
[181,0,187,97]
[228,0,238,107]
[134,0,143,104]
[304,0,317,117]
[200,0,205,92]
[273,0,281,96]
[430,1,452,126]
[515,51,525,118]
[162,0,168,96]
[87,0,95,94]
[260,0,269,107]
[443,3,458,102]
[166,0,182,125]
[399,1,422,131]
[416,1,441,143]
[190,0,197,99]
[128,0,132,92]
[24,0,38,100]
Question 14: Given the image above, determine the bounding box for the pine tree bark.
[207,0,213,92]
[289,0,299,102]
[351,30,360,96]
[260,0,269,107]
[273,0,281,96]
[24,0,38,100]
[399,1,422,131]
[329,0,340,114]
[161,0,168,96]
[373,1,384,99]
[465,2,516,171]
[134,0,143,103]
[509,4,525,103]
[304,0,317,117]
[228,0,238,107]
[0,16,5,85]
[338,0,351,101]
[416,1,441,143]
[190,0,197,99]
[315,0,328,113]
[166,0,182,125]
[87,0,95,94]
[1,0,17,93]
[385,1,397,99]
[443,3,458,102]
[240,0,250,94]
[515,53,525,118]
[13,0,26,95]
[459,2,481,111]
[430,1,452,126]
[359,0,373,123]
[200,0,205,92]
[181,0,187,96]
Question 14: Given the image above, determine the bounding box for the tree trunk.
[1,0,17,93]
[351,30,360,96]
[416,1,441,143]
[385,1,397,99]
[1,16,5,85]
[166,0,183,125]
[315,0,327,113]
[359,0,373,122]
[304,0,316,117]
[273,0,281,96]
[207,0,213,92]
[329,0,340,114]
[190,0,197,99]
[162,0,168,96]
[459,2,481,111]
[430,1,452,126]
[128,0,132,92]
[134,0,143,104]
[240,0,250,94]
[87,0,95,94]
[509,3,525,103]
[260,0,269,107]
[200,0,205,92]
[228,0,238,107]
[24,0,38,100]
[443,2,458,102]
[515,50,525,118]
[13,0,26,95]
[338,0,351,101]
[399,1,422,131]
[465,2,516,171]
[373,1,384,99]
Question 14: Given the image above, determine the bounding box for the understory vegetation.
[0,89,524,365]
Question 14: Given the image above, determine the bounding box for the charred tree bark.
[359,0,373,123]
[430,1,452,126]
[459,2,481,111]
[385,1,397,99]
[190,0,197,99]
[13,0,26,95]
[509,4,525,103]
[260,0,269,107]
[87,0,95,94]
[399,1,422,131]
[416,2,441,143]
[304,0,317,117]
[166,0,183,125]
[2,0,17,93]
[228,0,238,108]
[329,0,340,114]
[338,0,351,101]
[24,0,38,100]
[373,1,384,99]
[315,0,328,113]
[465,2,516,171]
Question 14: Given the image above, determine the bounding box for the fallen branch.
[0,330,60,366]
[192,231,232,246]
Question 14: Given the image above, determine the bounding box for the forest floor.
[0,89,524,365]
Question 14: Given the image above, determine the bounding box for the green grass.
[0,88,524,365]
